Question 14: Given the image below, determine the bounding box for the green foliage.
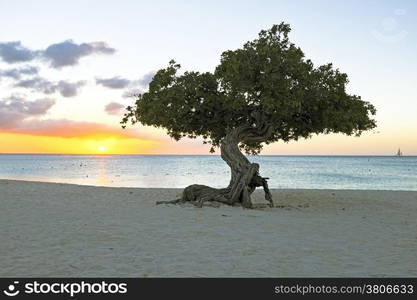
[122,23,376,154]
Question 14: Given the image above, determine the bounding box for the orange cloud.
[2,118,152,139]
[0,133,162,154]
[0,94,157,141]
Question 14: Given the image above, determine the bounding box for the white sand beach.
[1,179,416,277]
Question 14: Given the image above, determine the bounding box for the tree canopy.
[122,23,376,154]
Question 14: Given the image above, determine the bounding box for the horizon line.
[0,153,415,157]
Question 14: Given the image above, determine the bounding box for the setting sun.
[98,145,106,152]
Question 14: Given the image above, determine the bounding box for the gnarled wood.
[156,123,274,208]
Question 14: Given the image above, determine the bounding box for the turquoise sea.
[0,154,416,190]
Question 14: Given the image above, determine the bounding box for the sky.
[0,0,416,155]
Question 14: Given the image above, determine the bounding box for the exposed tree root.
[156,123,275,209]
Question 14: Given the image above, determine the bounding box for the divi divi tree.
[122,23,376,208]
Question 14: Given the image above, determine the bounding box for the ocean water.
[0,154,416,190]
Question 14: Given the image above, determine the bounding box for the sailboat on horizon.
[396,148,403,157]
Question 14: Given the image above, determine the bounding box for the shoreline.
[2,178,417,193]
[1,153,417,156]
[1,179,417,277]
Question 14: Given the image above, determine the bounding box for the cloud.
[6,119,141,138]
[14,77,86,97]
[136,71,155,86]
[122,71,156,97]
[122,88,143,98]
[95,71,156,97]
[1,117,152,140]
[56,80,87,97]
[43,40,116,68]
[0,66,39,80]
[104,102,125,115]
[0,40,115,68]
[0,94,148,140]
[0,41,38,63]
[15,77,56,94]
[96,77,131,89]
[0,95,55,128]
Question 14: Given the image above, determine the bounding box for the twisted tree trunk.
[157,122,274,208]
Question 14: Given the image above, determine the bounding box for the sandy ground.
[1,179,416,277]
